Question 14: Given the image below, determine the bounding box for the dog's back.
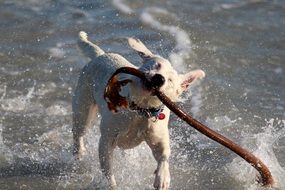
[77,32,137,103]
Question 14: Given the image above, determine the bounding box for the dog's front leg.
[149,142,171,190]
[146,126,171,190]
[99,136,117,189]
[154,146,170,190]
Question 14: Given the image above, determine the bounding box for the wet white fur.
[73,31,205,190]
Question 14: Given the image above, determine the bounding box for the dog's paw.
[154,161,170,190]
[73,140,87,160]
[74,151,86,161]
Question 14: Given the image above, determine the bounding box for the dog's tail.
[78,31,105,59]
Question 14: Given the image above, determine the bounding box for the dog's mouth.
[104,68,165,112]
[142,73,165,94]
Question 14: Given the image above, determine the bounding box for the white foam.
[140,7,192,70]
[49,43,66,59]
[112,0,134,15]
[35,82,57,96]
[274,67,283,74]
[0,67,25,76]
[0,84,7,100]
[0,85,36,112]
[49,47,65,59]
[0,124,14,167]
[0,81,60,113]
[46,102,71,116]
[226,119,285,189]
[214,0,263,12]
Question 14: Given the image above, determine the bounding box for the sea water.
[0,0,284,189]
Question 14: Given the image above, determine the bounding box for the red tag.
[158,113,165,120]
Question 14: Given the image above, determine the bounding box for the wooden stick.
[104,67,274,186]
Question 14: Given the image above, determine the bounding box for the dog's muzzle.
[144,74,165,90]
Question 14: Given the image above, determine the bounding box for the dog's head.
[127,38,205,108]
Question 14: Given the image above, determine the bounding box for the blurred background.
[0,0,284,189]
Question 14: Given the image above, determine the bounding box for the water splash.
[226,119,285,189]
[0,82,36,112]
[0,124,14,167]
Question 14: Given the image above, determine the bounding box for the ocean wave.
[140,7,192,70]
[112,0,134,15]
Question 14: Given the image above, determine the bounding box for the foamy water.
[226,119,285,189]
[0,0,284,189]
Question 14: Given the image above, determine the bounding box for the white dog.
[72,31,205,190]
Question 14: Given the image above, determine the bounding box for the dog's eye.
[157,63,162,69]
[168,78,173,82]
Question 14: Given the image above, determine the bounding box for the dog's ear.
[181,70,205,90]
[128,38,153,59]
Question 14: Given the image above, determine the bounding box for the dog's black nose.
[150,74,165,89]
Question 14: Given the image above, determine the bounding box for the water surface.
[0,0,284,189]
